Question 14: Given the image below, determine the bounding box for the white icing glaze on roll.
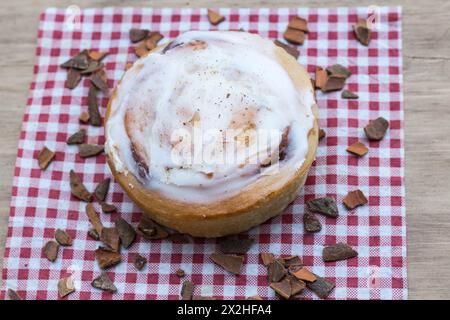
[106,31,314,203]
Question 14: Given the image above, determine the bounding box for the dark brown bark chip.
[65,68,82,89]
[281,256,303,268]
[267,259,287,283]
[207,9,225,25]
[38,146,56,170]
[176,269,185,278]
[95,178,110,202]
[60,50,90,69]
[181,280,194,300]
[303,211,322,233]
[353,18,371,46]
[288,275,306,296]
[283,28,305,45]
[91,272,117,293]
[90,69,109,93]
[323,242,358,262]
[306,197,339,218]
[260,252,275,266]
[55,229,73,246]
[88,51,108,61]
[326,64,352,79]
[343,189,368,210]
[115,218,136,249]
[88,85,102,126]
[133,254,147,270]
[306,275,335,299]
[43,240,59,262]
[80,60,103,75]
[364,117,389,141]
[342,89,359,99]
[88,228,100,240]
[101,202,117,213]
[95,248,121,269]
[86,203,103,235]
[79,144,104,158]
[67,129,86,145]
[319,128,326,141]
[58,276,75,298]
[270,277,292,299]
[322,75,346,92]
[129,28,149,43]
[100,227,120,252]
[138,215,169,240]
[210,253,244,275]
[7,288,23,300]
[218,238,254,254]
[274,40,300,59]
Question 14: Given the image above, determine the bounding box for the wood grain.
[0,0,449,299]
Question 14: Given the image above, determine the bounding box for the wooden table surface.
[1,0,449,299]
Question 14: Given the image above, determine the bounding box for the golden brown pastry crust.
[105,42,319,237]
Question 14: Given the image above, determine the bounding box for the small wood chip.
[288,16,308,32]
[95,247,121,269]
[207,9,225,25]
[88,228,100,240]
[364,117,389,141]
[58,276,75,298]
[65,68,82,89]
[343,189,368,210]
[91,272,117,293]
[218,238,254,254]
[260,252,275,266]
[80,60,103,75]
[43,240,59,262]
[318,128,326,141]
[148,31,164,44]
[346,141,369,157]
[138,215,168,240]
[303,211,322,233]
[176,269,185,278]
[281,256,303,268]
[60,50,90,69]
[115,218,136,249]
[322,75,347,92]
[79,144,104,158]
[210,253,244,275]
[133,254,147,270]
[283,28,305,45]
[306,275,335,299]
[315,67,328,89]
[79,111,90,124]
[129,28,149,43]
[94,178,110,202]
[342,90,359,99]
[88,84,101,126]
[353,18,371,46]
[86,203,103,235]
[55,229,73,246]
[37,146,55,170]
[144,38,157,51]
[67,129,86,145]
[323,243,358,262]
[88,51,108,61]
[267,259,287,283]
[101,202,117,213]
[7,288,23,300]
[90,69,108,93]
[181,280,194,300]
[292,267,317,282]
[134,41,149,58]
[70,170,92,202]
[100,227,120,252]
[270,277,292,299]
[274,40,300,59]
[306,197,339,218]
[326,64,352,79]
[289,276,306,296]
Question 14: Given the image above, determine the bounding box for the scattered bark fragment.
[7,288,22,300]
[100,227,120,252]
[95,247,121,269]
[247,295,263,300]
[138,215,168,240]
[306,275,335,299]
[168,233,192,244]
[133,254,147,270]
[60,50,90,69]
[58,276,75,298]
[86,203,103,235]
[353,18,371,46]
[144,38,157,51]
[288,16,308,32]
[43,241,59,262]
[322,75,346,92]
[79,111,90,124]
[303,211,322,233]
[38,146,55,170]
[306,197,339,218]
[148,31,164,44]
[65,68,82,89]
[80,60,103,75]
[90,68,108,93]
[88,51,108,61]
[207,9,225,25]
[218,238,254,254]
[267,259,287,283]
[129,28,149,43]
[176,269,185,278]
[79,144,104,158]
[326,64,352,79]
[318,128,326,141]
[288,275,306,296]
[101,202,117,213]
[343,189,368,210]
[210,253,244,275]
[274,40,300,59]
[88,85,101,127]
[364,117,389,141]
[323,243,358,262]
[315,67,328,89]
[292,267,317,282]
[88,228,100,240]
[342,89,359,99]
[283,28,305,45]
[91,272,117,293]
[67,129,86,145]
[134,41,150,58]
[181,280,194,300]
[281,256,303,268]
[55,229,73,246]
[115,218,136,249]
[346,141,369,157]
[95,178,110,202]
[260,252,275,266]
[270,277,292,299]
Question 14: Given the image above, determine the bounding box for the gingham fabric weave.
[0,6,406,300]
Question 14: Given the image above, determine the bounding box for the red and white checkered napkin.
[0,6,406,300]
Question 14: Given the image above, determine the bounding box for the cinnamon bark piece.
[60,50,90,69]
[292,267,317,282]
[133,254,147,270]
[306,197,339,218]
[43,240,59,262]
[86,203,103,235]
[94,178,110,202]
[55,229,73,246]
[210,253,244,275]
[87,84,101,126]
[70,170,92,202]
[100,227,120,252]
[364,117,389,141]
[306,275,335,299]
[288,16,308,32]
[67,129,86,145]
[38,146,55,170]
[65,68,82,89]
[88,51,108,61]
[58,276,75,298]
[207,9,225,25]
[101,202,117,213]
[260,253,275,266]
[181,280,194,300]
[318,128,326,141]
[138,215,168,240]
[323,243,358,262]
[274,40,300,59]
[315,67,328,89]
[342,90,359,99]
[343,189,368,210]
[115,218,136,249]
[353,18,371,46]
[91,272,117,292]
[90,68,108,93]
[283,28,305,45]
[79,144,104,158]
[79,111,90,124]
[303,211,322,233]
[95,248,121,269]
[129,29,149,43]
[267,259,287,283]
[346,141,368,157]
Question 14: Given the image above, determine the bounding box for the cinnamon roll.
[105,31,318,237]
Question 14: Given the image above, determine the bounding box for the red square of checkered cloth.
[0,6,406,300]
